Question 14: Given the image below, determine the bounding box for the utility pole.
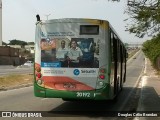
[0,0,2,46]
[44,14,51,21]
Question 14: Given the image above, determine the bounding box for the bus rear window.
[80,25,99,35]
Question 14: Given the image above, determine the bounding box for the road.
[0,51,149,120]
[0,67,33,76]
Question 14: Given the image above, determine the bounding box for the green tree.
[125,0,160,38]
[142,35,160,68]
[2,41,7,45]
[9,39,27,47]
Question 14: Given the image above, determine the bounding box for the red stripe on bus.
[42,76,95,91]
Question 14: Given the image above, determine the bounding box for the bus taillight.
[99,74,105,79]
[37,73,41,78]
[100,68,106,73]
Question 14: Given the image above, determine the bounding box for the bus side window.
[110,32,114,61]
[113,34,118,62]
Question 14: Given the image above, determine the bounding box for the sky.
[2,0,150,44]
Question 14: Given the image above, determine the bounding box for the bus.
[34,18,127,101]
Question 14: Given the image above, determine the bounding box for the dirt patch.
[0,74,34,91]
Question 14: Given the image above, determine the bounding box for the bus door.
[112,34,118,95]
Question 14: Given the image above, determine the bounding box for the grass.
[0,74,33,90]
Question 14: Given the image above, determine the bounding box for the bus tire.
[62,98,72,101]
[112,95,118,103]
[120,77,123,91]
[62,98,78,101]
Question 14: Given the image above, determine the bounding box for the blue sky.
[2,0,150,44]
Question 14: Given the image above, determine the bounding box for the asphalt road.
[0,51,145,120]
[0,67,33,76]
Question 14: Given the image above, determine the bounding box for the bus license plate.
[76,92,91,98]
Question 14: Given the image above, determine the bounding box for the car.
[24,61,34,67]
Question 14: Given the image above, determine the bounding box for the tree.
[125,0,160,38]
[2,41,7,45]
[142,34,160,69]
[9,39,27,46]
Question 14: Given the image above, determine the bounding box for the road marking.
[144,58,147,74]
[118,52,145,111]
[127,49,141,64]
[41,98,49,101]
[141,76,148,87]
[133,117,139,120]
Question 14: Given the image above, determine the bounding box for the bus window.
[80,25,99,35]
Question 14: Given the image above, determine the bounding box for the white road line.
[144,58,147,74]
[41,98,49,101]
[133,117,140,120]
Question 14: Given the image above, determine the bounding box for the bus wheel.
[117,77,120,92]
[112,95,118,103]
[62,98,72,101]
[62,98,77,101]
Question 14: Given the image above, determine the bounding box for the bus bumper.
[34,83,112,100]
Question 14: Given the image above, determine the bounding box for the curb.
[0,65,16,69]
[0,83,33,92]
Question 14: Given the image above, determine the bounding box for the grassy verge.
[0,74,33,90]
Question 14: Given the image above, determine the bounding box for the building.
[8,44,35,54]
[0,43,35,65]
[25,45,35,54]
[8,45,22,49]
[0,46,25,65]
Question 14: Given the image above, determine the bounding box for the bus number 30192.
[76,92,91,98]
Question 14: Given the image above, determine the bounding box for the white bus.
[34,18,127,101]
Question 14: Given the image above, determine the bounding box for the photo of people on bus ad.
[40,38,99,68]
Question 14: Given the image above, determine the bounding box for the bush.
[142,34,160,69]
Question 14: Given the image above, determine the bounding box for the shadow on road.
[45,87,135,117]
[43,86,160,117]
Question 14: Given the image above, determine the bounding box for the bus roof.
[41,18,125,46]
[44,18,109,23]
